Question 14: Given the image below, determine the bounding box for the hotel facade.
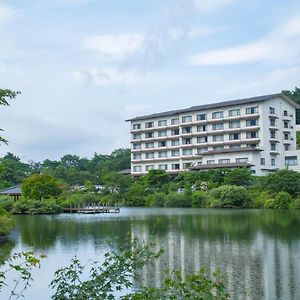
[126,93,300,176]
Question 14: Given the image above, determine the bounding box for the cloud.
[72,68,141,86]
[194,0,236,12]
[189,14,300,66]
[0,3,18,23]
[83,33,144,59]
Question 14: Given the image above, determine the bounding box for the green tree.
[266,169,300,197]
[0,89,21,144]
[143,169,170,188]
[22,174,63,200]
[224,168,252,186]
[102,171,132,194]
[124,182,147,206]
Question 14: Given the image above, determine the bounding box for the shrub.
[0,196,14,212]
[12,199,61,214]
[224,168,252,186]
[209,185,251,208]
[124,183,147,206]
[164,192,191,207]
[145,192,166,207]
[290,198,300,209]
[191,191,208,208]
[273,192,293,209]
[266,169,300,197]
[0,207,15,237]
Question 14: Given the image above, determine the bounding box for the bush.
[0,207,15,237]
[124,183,147,206]
[12,199,61,214]
[0,196,15,212]
[290,197,300,209]
[164,192,191,207]
[145,192,166,207]
[191,191,208,208]
[209,185,251,208]
[266,169,300,197]
[224,168,252,186]
[273,192,293,209]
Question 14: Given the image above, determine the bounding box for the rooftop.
[126,93,299,122]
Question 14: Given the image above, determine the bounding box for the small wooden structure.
[63,204,120,214]
[0,185,22,201]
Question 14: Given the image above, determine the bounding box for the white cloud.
[72,68,141,86]
[194,0,236,12]
[0,3,18,22]
[189,15,300,66]
[83,33,144,59]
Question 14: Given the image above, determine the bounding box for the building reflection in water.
[130,213,300,300]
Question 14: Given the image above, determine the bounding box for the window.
[183,138,192,145]
[182,115,192,123]
[145,142,154,148]
[212,123,224,130]
[285,144,290,151]
[212,111,223,119]
[172,163,180,170]
[270,131,276,139]
[260,158,265,165]
[133,166,142,172]
[158,141,167,147]
[219,159,230,164]
[284,133,289,140]
[229,109,240,117]
[271,158,276,166]
[133,153,141,160]
[229,144,241,149]
[145,121,154,128]
[246,144,257,148]
[246,131,258,139]
[133,143,141,149]
[284,110,288,116]
[182,127,192,134]
[270,119,276,126]
[133,134,141,140]
[213,135,224,142]
[207,160,215,164]
[197,147,208,154]
[158,151,167,158]
[171,150,180,157]
[158,120,167,127]
[182,149,192,156]
[133,123,141,130]
[197,113,206,121]
[236,157,248,163]
[284,122,289,129]
[145,152,155,159]
[246,106,258,114]
[229,121,240,128]
[158,130,167,137]
[145,165,155,171]
[229,133,240,140]
[171,139,180,146]
[158,164,168,170]
[246,119,258,126]
[171,129,179,135]
[213,146,224,151]
[197,136,207,143]
[171,118,179,125]
[269,107,275,114]
[285,156,297,166]
[197,125,206,132]
[145,132,154,138]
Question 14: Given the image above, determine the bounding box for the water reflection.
[5,209,300,299]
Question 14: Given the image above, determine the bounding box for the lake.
[1,208,300,299]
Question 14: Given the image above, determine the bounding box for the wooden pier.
[63,205,120,214]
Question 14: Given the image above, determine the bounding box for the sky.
[0,0,300,162]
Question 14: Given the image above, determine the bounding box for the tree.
[143,169,170,188]
[266,169,300,197]
[224,168,252,186]
[102,171,132,194]
[22,174,63,200]
[0,89,21,144]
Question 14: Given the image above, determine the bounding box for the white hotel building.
[126,93,300,176]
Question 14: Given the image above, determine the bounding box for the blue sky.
[0,0,300,161]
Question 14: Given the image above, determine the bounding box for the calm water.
[1,208,300,299]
